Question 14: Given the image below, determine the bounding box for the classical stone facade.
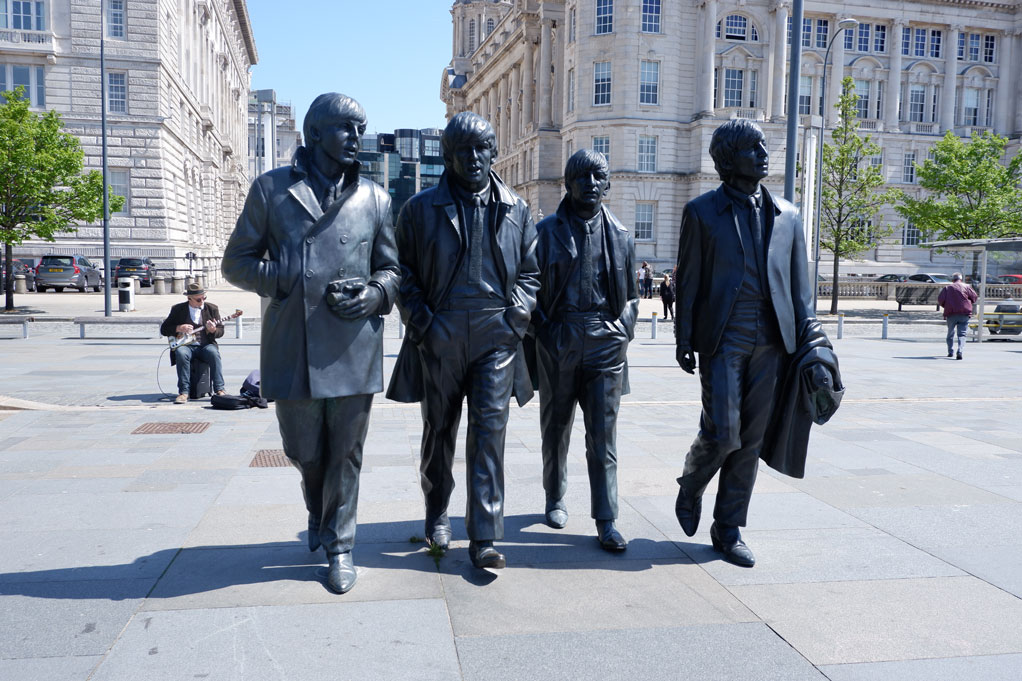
[4,0,256,281]
[441,0,1022,275]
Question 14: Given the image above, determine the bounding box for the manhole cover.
[250,449,293,468]
[132,422,211,435]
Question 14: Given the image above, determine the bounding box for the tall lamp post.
[100,0,112,316]
[813,17,859,310]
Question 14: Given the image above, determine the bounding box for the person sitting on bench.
[160,283,227,404]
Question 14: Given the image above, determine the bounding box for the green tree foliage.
[819,77,897,314]
[0,88,122,311]
[895,129,1022,276]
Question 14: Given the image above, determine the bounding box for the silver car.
[35,255,103,293]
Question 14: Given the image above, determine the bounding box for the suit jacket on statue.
[386,170,540,405]
[222,147,400,400]
[674,184,813,356]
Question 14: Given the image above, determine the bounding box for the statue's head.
[564,149,610,218]
[442,112,497,192]
[303,93,367,171]
[709,119,769,187]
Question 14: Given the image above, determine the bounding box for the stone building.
[4,0,257,282]
[247,88,300,178]
[441,0,1022,275]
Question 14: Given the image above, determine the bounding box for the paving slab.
[0,655,102,681]
[819,653,1022,681]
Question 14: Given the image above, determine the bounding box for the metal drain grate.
[250,449,293,468]
[132,422,211,435]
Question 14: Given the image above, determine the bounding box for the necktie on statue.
[748,195,768,288]
[580,219,594,310]
[469,194,484,284]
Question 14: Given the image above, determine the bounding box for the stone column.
[697,0,718,117]
[498,75,508,152]
[489,86,498,128]
[770,1,789,120]
[539,18,554,128]
[995,30,1014,134]
[941,25,961,133]
[523,38,535,131]
[510,63,521,141]
[886,20,905,131]
[828,22,847,126]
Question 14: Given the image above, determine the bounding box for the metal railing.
[816,280,1022,302]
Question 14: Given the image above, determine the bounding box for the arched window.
[717,15,759,42]
[468,20,476,52]
[486,18,495,36]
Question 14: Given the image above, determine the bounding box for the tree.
[0,88,122,311]
[895,129,1022,277]
[818,77,897,314]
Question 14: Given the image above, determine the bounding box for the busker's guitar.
[169,309,243,350]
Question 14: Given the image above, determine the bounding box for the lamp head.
[837,18,859,32]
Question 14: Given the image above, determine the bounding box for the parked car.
[15,258,38,273]
[1,261,37,292]
[997,274,1022,285]
[907,273,952,283]
[35,254,103,292]
[874,274,907,282]
[114,257,159,287]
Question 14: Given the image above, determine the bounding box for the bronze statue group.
[222,93,843,594]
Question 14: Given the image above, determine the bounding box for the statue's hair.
[564,148,609,185]
[303,93,367,145]
[442,112,497,161]
[709,119,764,182]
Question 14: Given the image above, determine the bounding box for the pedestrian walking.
[641,261,653,299]
[660,271,675,319]
[937,272,977,360]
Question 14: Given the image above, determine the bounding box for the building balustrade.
[857,119,884,132]
[720,107,765,121]
[0,29,52,47]
[910,122,939,134]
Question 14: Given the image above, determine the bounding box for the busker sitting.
[160,283,227,404]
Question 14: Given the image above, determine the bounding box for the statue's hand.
[676,346,696,374]
[330,283,382,319]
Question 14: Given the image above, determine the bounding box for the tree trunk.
[4,243,14,312]
[829,250,841,315]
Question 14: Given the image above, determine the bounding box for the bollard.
[132,276,140,294]
[882,313,889,340]
[171,275,185,294]
[837,313,844,339]
[14,274,27,294]
[235,314,243,340]
[153,276,167,295]
[651,311,658,339]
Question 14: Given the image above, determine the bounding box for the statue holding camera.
[223,93,400,594]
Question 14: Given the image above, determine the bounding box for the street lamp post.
[813,18,859,311]
[100,0,112,316]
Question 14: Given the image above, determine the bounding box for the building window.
[902,221,921,246]
[107,0,125,38]
[592,135,610,165]
[984,35,996,63]
[4,1,46,31]
[486,18,494,37]
[639,60,659,105]
[857,24,871,52]
[986,89,994,127]
[634,202,654,240]
[930,30,942,58]
[854,79,869,119]
[844,26,853,50]
[596,0,613,35]
[876,81,884,119]
[931,86,940,123]
[902,152,916,183]
[1,64,45,107]
[423,138,441,157]
[874,25,886,53]
[957,31,966,60]
[637,135,657,173]
[109,169,130,216]
[641,0,660,34]
[723,68,743,107]
[593,61,611,106]
[802,17,812,48]
[901,26,911,56]
[963,88,979,126]
[721,14,758,42]
[108,72,126,113]
[798,75,812,115]
[815,19,829,48]
[786,16,791,45]
[569,7,575,42]
[567,68,575,112]
[909,85,925,122]
[969,33,980,61]
[914,28,926,57]
[468,20,475,52]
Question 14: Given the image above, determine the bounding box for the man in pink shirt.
[937,272,978,360]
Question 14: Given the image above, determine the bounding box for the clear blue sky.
[246,0,452,136]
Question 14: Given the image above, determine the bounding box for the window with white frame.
[854,79,869,119]
[931,86,940,122]
[914,28,926,56]
[634,202,654,240]
[963,88,979,126]
[639,60,659,105]
[749,70,758,107]
[107,0,125,38]
[844,26,853,50]
[909,85,925,122]
[592,135,610,165]
[0,63,45,107]
[593,61,611,105]
[969,33,980,61]
[720,15,758,41]
[902,220,921,246]
[468,20,476,52]
[986,89,994,127]
[984,35,996,63]
[876,81,884,119]
[641,0,660,34]
[930,30,942,58]
[486,18,494,37]
[569,7,575,42]
[567,68,575,112]
[802,17,812,47]
[902,151,916,183]
[957,31,965,59]
[2,1,46,31]
[723,68,743,107]
[869,152,884,172]
[637,135,657,173]
[874,25,886,52]
[109,169,130,216]
[798,75,812,115]
[596,0,613,35]
[857,24,871,52]
[901,26,911,55]
[108,72,126,113]
[815,19,829,48]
